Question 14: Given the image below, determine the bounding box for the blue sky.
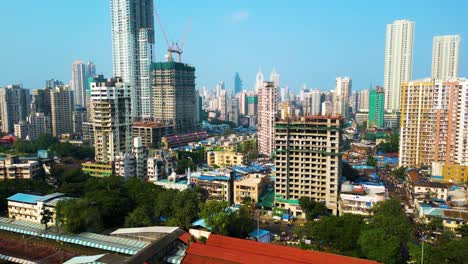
[0,0,467,92]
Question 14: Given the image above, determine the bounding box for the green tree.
[456,223,468,237]
[176,158,195,174]
[169,189,202,229]
[199,200,232,235]
[40,208,53,230]
[229,205,256,238]
[125,207,153,227]
[392,167,406,181]
[358,229,401,264]
[365,156,377,167]
[426,216,444,234]
[299,197,329,221]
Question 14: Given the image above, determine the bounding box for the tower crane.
[155,9,191,63]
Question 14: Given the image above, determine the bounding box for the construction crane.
[155,9,191,63]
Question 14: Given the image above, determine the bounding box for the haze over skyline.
[1,0,467,92]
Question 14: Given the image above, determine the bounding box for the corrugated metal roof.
[7,193,42,204]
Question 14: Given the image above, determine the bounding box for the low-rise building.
[189,170,234,204]
[339,182,387,216]
[415,202,468,231]
[114,137,148,179]
[147,149,177,182]
[162,131,208,149]
[0,156,41,180]
[233,174,269,205]
[7,193,71,224]
[132,121,174,148]
[82,162,113,178]
[439,163,468,183]
[207,151,245,168]
[407,170,449,201]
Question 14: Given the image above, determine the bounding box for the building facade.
[399,79,468,167]
[275,116,342,216]
[367,88,385,129]
[0,85,30,133]
[432,35,460,80]
[71,60,95,108]
[7,193,70,225]
[334,77,352,117]
[0,157,41,180]
[90,76,132,163]
[132,121,174,148]
[50,86,74,137]
[384,19,415,112]
[111,0,154,118]
[206,151,245,168]
[257,82,278,157]
[151,62,198,134]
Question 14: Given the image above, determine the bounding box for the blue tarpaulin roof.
[249,229,271,238]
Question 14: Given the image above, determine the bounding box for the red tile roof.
[182,234,379,264]
[179,232,191,244]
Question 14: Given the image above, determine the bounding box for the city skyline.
[0,0,467,93]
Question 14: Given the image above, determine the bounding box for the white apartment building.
[111,0,154,118]
[90,76,132,163]
[71,60,95,107]
[7,193,70,225]
[147,149,176,182]
[339,182,387,216]
[275,116,342,216]
[432,35,460,80]
[384,19,415,112]
[335,77,352,117]
[257,81,278,157]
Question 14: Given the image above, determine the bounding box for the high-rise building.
[71,61,95,108]
[72,106,87,134]
[275,116,342,216]
[358,89,370,112]
[303,90,322,116]
[111,0,154,118]
[247,95,258,116]
[15,113,52,140]
[219,89,228,121]
[45,79,63,89]
[399,79,468,167]
[334,77,352,117]
[384,19,415,112]
[257,82,278,157]
[255,68,264,92]
[234,72,242,94]
[32,88,52,116]
[0,85,30,133]
[280,86,289,102]
[151,61,198,134]
[270,67,280,88]
[432,35,460,80]
[50,86,74,137]
[368,87,385,129]
[90,76,132,163]
[27,113,52,140]
[237,91,248,116]
[227,97,239,126]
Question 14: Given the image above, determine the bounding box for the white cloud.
[231,10,249,23]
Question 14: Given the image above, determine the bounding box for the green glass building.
[368,88,385,129]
